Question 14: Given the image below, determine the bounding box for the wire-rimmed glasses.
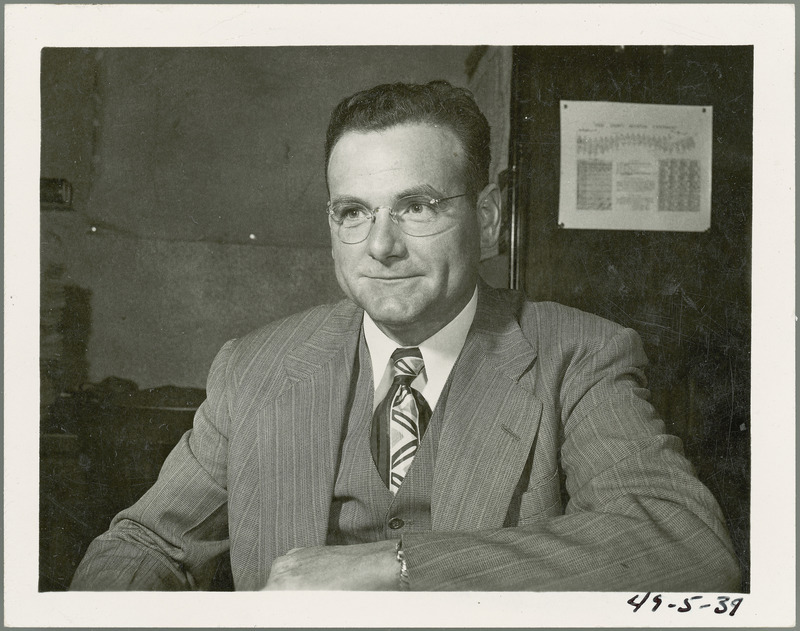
[326,193,467,244]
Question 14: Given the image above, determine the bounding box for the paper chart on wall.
[558,100,712,231]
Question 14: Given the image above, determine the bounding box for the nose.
[365,207,406,262]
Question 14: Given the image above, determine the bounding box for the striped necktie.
[370,347,432,494]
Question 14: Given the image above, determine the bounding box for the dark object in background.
[39,380,220,591]
[41,282,91,410]
[40,177,73,208]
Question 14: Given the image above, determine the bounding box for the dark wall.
[510,46,752,589]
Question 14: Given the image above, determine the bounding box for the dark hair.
[324,80,491,199]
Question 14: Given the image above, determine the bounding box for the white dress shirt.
[363,287,478,412]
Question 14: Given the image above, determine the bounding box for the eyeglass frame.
[325,192,468,244]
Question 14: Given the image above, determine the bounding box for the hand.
[263,540,400,590]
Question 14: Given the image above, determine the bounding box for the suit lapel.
[256,300,363,565]
[432,285,544,531]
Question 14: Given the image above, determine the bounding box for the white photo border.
[5,4,795,627]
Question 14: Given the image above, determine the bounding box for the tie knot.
[390,347,425,380]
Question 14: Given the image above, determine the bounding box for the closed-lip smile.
[367,274,418,281]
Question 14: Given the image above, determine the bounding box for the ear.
[476,183,502,261]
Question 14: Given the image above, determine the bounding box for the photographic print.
[5,4,794,628]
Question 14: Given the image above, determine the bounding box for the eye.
[397,197,439,221]
[342,207,364,219]
[333,205,369,222]
[406,201,435,214]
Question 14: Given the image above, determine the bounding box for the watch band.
[395,539,410,590]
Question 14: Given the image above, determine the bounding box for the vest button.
[388,517,405,530]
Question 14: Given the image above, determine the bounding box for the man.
[71,80,740,591]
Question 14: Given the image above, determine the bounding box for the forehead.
[327,123,467,196]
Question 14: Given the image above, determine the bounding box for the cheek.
[331,244,362,294]
[421,227,479,276]
[330,245,348,280]
[331,240,350,266]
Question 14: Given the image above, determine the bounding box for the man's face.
[327,123,487,345]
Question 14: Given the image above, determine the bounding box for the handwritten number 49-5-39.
[627,592,743,616]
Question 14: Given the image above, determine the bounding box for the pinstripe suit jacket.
[71,284,740,591]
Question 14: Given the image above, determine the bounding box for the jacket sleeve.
[401,326,741,591]
[69,341,236,591]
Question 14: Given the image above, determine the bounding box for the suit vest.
[326,332,450,545]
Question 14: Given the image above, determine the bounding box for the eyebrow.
[330,184,445,206]
[395,184,443,199]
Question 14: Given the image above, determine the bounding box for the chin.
[361,298,423,326]
[351,280,423,313]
